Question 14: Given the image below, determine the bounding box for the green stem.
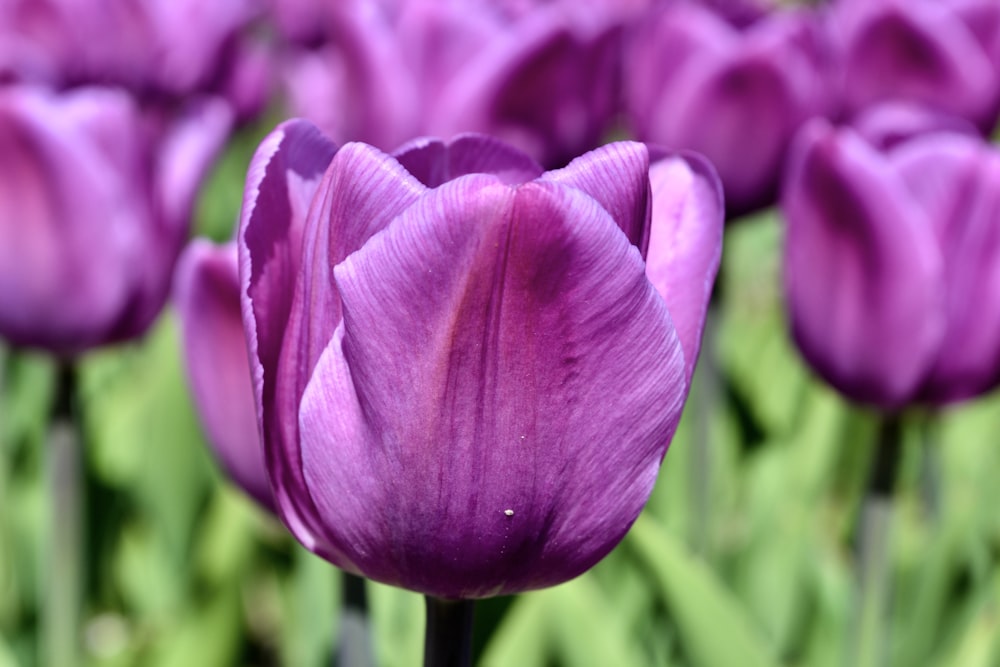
[423,597,475,667]
[690,298,720,555]
[337,573,374,667]
[43,363,83,667]
[917,410,941,522]
[850,414,902,667]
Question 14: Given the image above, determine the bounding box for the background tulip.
[0,85,230,355]
[623,3,833,217]
[174,240,274,511]
[829,0,1000,134]
[239,122,723,599]
[0,0,269,120]
[783,119,1000,408]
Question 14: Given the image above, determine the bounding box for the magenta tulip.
[239,122,723,598]
[783,119,1000,407]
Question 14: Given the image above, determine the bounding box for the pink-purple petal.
[175,240,273,511]
[239,119,338,552]
[645,150,725,384]
[268,142,426,564]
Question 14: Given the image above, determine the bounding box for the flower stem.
[850,414,901,667]
[337,573,374,667]
[43,363,83,667]
[423,597,475,667]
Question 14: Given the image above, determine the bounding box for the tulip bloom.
[0,85,230,355]
[281,1,622,167]
[623,3,832,217]
[829,0,1000,134]
[239,122,722,598]
[174,241,274,511]
[783,119,1000,408]
[0,0,268,120]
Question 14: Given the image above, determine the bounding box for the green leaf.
[629,516,782,667]
[480,593,550,667]
[547,576,648,667]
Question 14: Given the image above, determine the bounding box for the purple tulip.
[429,8,622,169]
[623,3,833,217]
[0,85,230,356]
[0,0,268,118]
[281,2,622,167]
[830,0,1000,134]
[239,122,723,598]
[174,240,274,511]
[783,119,1000,408]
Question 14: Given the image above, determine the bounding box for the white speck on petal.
[504,509,514,517]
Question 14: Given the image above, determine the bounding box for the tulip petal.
[851,102,979,151]
[239,119,338,550]
[269,142,426,564]
[392,133,543,188]
[298,175,686,597]
[175,240,273,511]
[541,141,651,252]
[782,121,944,407]
[893,135,1000,402]
[645,150,724,384]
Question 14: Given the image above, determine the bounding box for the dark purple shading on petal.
[239,119,338,553]
[297,176,686,598]
[392,133,543,187]
[645,148,724,384]
[175,240,274,512]
[782,120,944,408]
[893,135,1000,403]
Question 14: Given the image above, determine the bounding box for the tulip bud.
[239,123,723,598]
[783,119,1000,407]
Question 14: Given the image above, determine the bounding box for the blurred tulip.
[0,85,230,355]
[282,1,622,167]
[783,119,1000,408]
[430,8,622,168]
[174,240,274,511]
[623,3,833,217]
[850,102,978,151]
[830,0,1000,134]
[239,122,722,598]
[0,0,269,119]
